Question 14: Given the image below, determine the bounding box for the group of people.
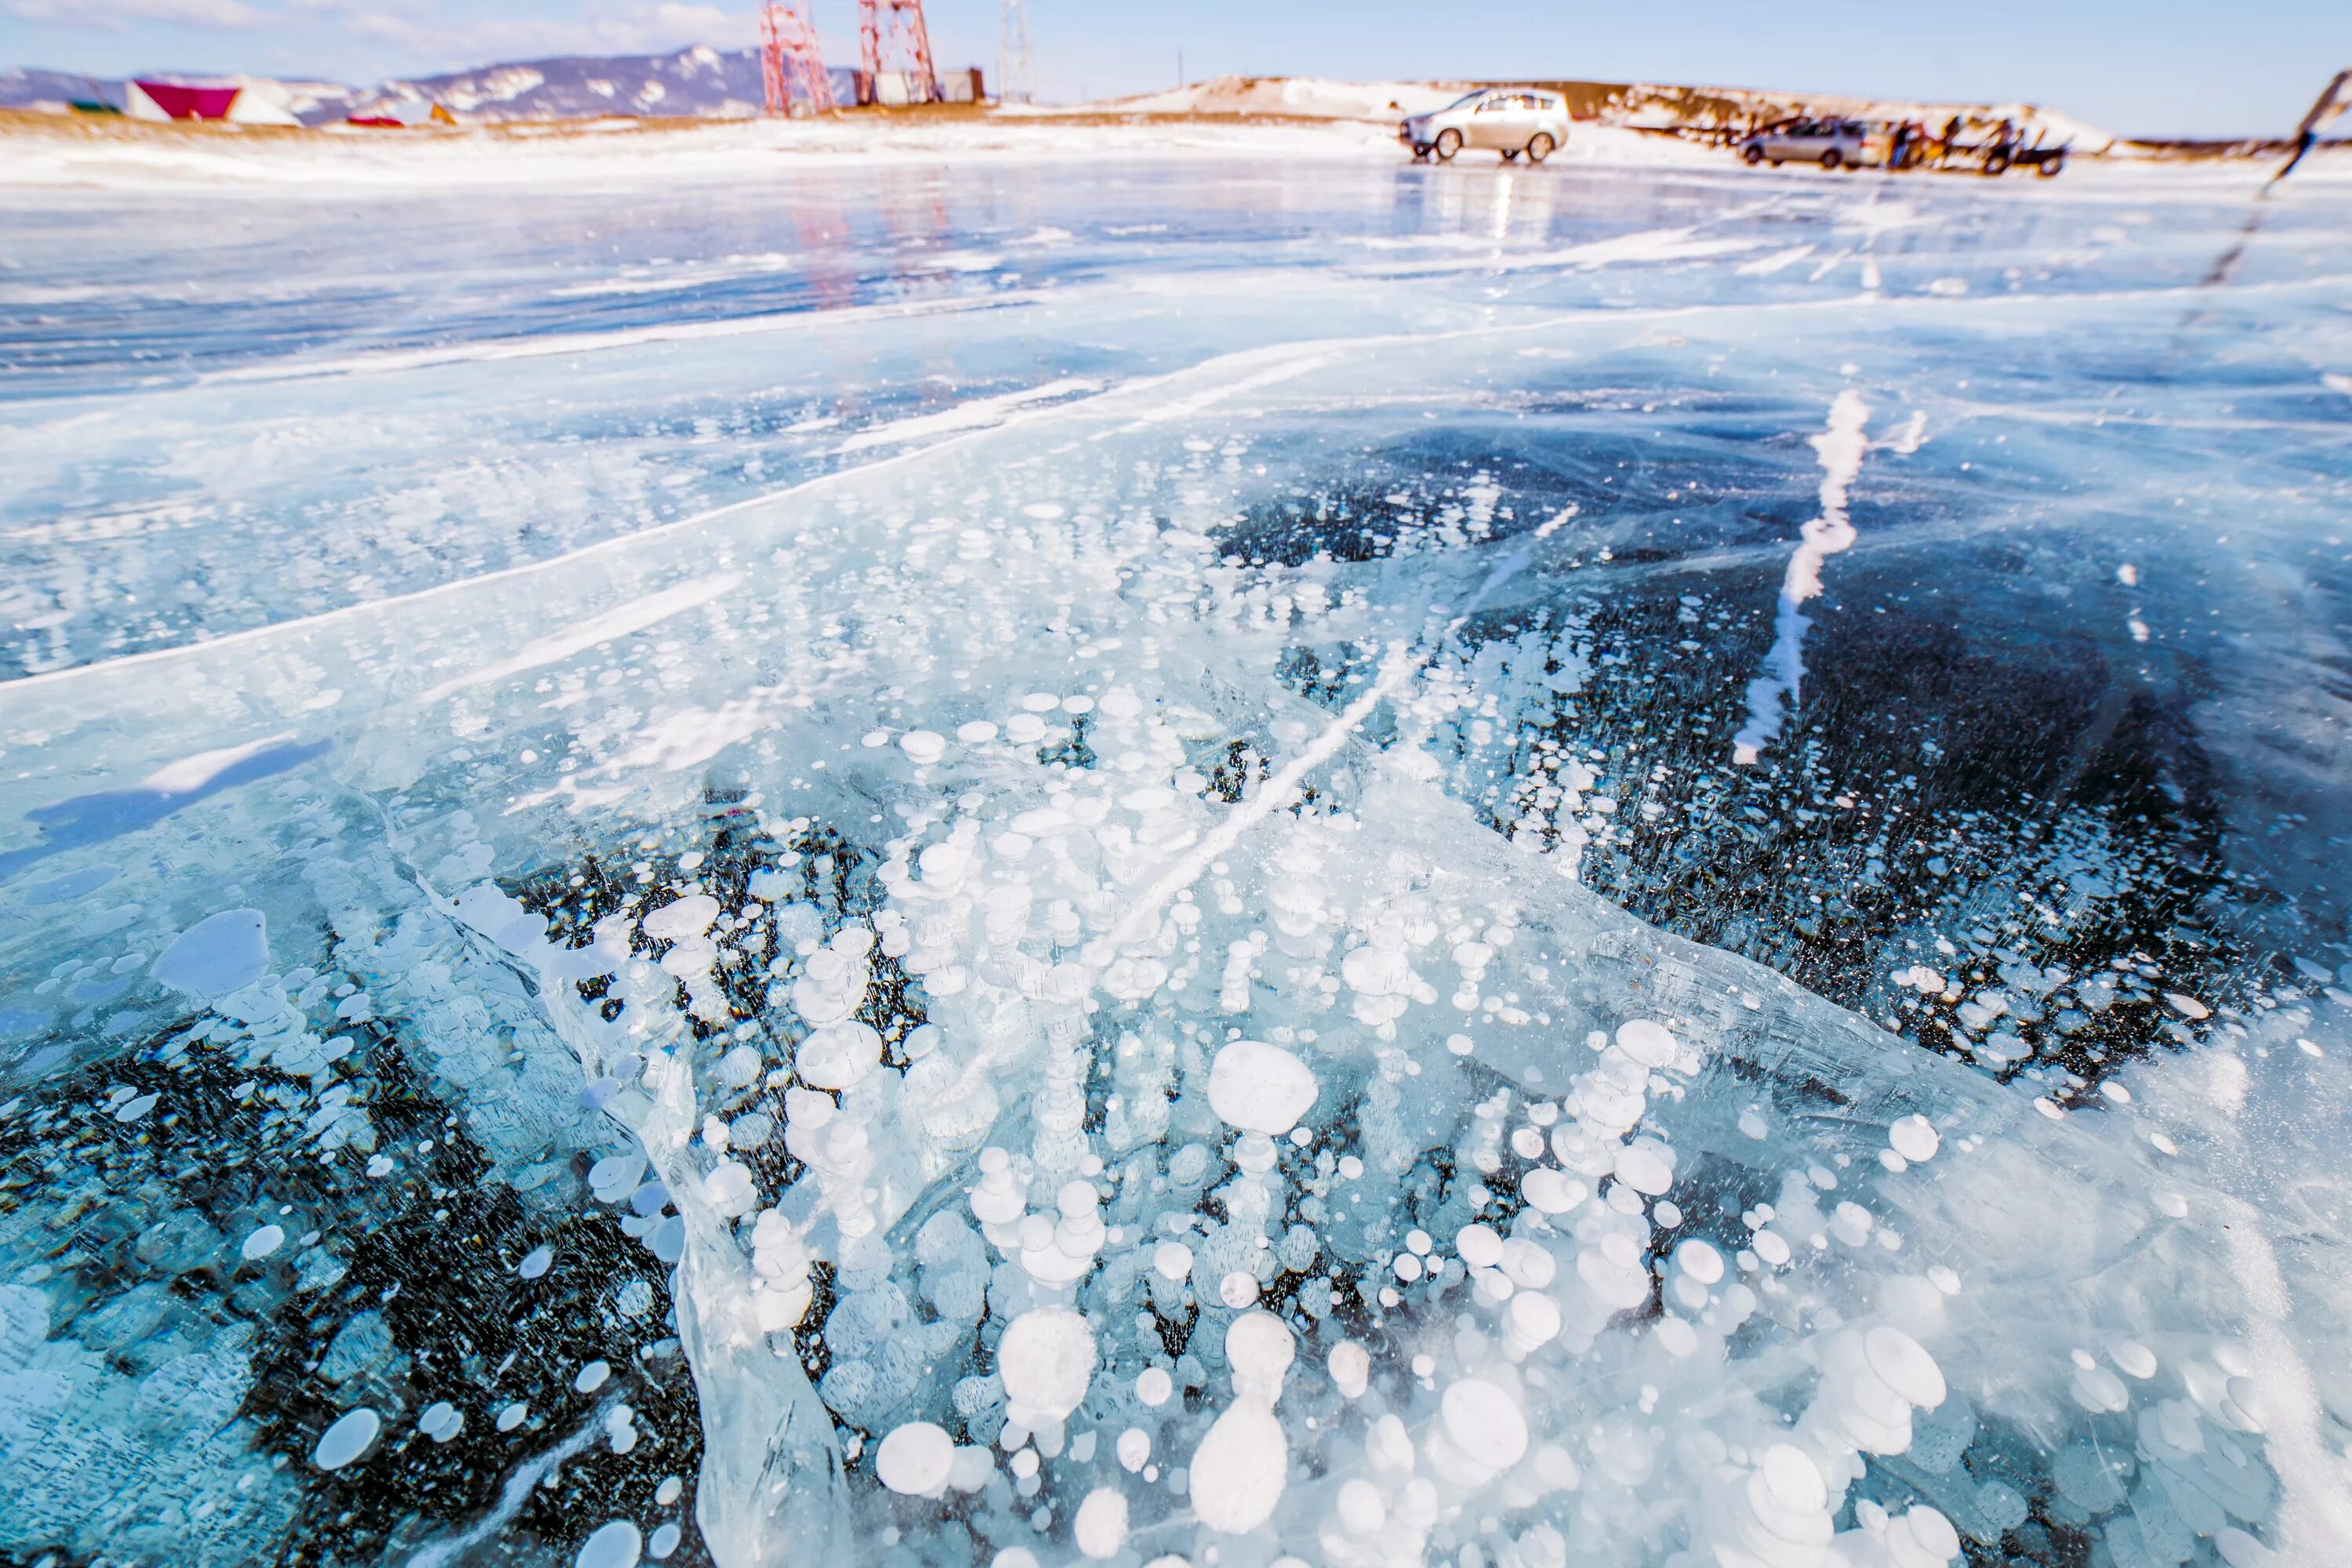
[1706,111,2039,172]
[1884,114,2024,169]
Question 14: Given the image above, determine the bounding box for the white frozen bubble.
[702,1160,755,1214]
[956,720,999,744]
[1759,1443,1826,1514]
[1615,1018,1679,1067]
[241,1223,286,1261]
[1440,1378,1529,1472]
[1501,1291,1563,1358]
[1073,1486,1130,1559]
[1892,1505,1962,1565]
[795,1020,881,1089]
[1005,713,1047,744]
[1454,1222,1504,1269]
[1134,1367,1174,1407]
[998,1307,1094,1425]
[313,1407,380,1471]
[1675,1237,1724,1283]
[1152,1240,1194,1280]
[1189,1401,1288,1534]
[646,1523,681,1561]
[1116,1428,1151,1471]
[419,1400,463,1443]
[641,895,719,942]
[1338,1477,1385,1534]
[1863,1327,1947,1408]
[577,1520,642,1568]
[947,1446,995,1491]
[1207,1039,1318,1134]
[151,909,268,998]
[1889,1114,1940,1163]
[590,1152,648,1204]
[1225,1311,1295,1402]
[1519,1166,1584,1214]
[900,730,947,764]
[1614,1141,1675,1196]
[876,1421,956,1496]
[517,1244,554,1279]
[575,1359,612,1394]
[498,1402,528,1432]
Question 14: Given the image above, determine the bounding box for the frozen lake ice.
[2,135,2351,1568]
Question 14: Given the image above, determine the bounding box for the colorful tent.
[123,79,302,125]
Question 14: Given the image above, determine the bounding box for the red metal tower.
[760,0,833,116]
[858,0,940,106]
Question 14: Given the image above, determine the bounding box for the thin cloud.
[329,0,753,72]
[4,0,267,27]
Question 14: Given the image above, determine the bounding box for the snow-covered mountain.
[0,46,866,125]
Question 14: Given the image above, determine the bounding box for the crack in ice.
[1733,387,1871,766]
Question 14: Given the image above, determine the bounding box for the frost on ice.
[0,311,2347,1568]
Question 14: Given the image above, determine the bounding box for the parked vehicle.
[1740,118,1870,170]
[1401,88,1573,165]
[1981,134,2068,177]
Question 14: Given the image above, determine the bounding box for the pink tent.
[130,81,241,120]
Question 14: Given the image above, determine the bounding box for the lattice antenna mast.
[760,0,834,117]
[998,0,1034,106]
[858,0,941,105]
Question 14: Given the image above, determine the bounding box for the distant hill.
[0,46,865,125]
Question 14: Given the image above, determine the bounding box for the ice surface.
[2,132,2351,1568]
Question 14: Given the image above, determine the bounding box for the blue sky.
[4,0,2348,138]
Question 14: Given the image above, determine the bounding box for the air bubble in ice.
[151,909,268,998]
[1207,1040,1318,1134]
[796,1021,882,1089]
[1073,1486,1129,1559]
[998,1307,1094,1425]
[1889,1115,1940,1163]
[1189,1402,1288,1534]
[876,1421,956,1496]
[577,1520,642,1568]
[313,1407,380,1470]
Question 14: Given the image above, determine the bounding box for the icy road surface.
[2,136,2352,1568]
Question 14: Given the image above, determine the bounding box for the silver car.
[1401,88,1572,165]
[1740,118,1870,170]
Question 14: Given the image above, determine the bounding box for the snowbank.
[1025,73,2118,154]
[7,85,2334,195]
[0,110,1721,192]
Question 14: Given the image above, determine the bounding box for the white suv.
[1740,118,1871,170]
[1401,88,1572,165]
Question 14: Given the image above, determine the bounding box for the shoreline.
[3,106,2343,196]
